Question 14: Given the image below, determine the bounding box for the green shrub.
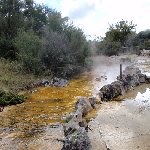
[14,30,43,74]
[0,90,25,106]
[98,39,121,56]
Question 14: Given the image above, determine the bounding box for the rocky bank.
[62,64,150,150]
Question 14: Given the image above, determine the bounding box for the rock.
[63,96,92,150]
[50,77,68,87]
[99,84,114,101]
[0,105,4,112]
[79,119,88,130]
[41,80,50,86]
[111,81,123,97]
[74,107,83,122]
[99,81,125,101]
[139,49,150,56]
[65,113,75,123]
[76,97,92,116]
[119,79,128,94]
[88,97,96,108]
[125,74,140,87]
[138,73,146,83]
[99,66,148,102]
[123,66,141,75]
[63,118,80,137]
[146,76,150,83]
[62,127,92,150]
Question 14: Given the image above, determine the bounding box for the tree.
[132,30,150,50]
[106,20,136,46]
[0,0,90,77]
[0,0,24,59]
[47,10,68,33]
[97,20,136,56]
[64,25,89,65]
[0,0,24,38]
[14,30,42,74]
[23,0,49,34]
[41,28,70,76]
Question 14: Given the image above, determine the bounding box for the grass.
[0,90,25,106]
[0,58,52,106]
[0,58,53,93]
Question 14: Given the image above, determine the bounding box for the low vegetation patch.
[0,58,52,93]
[0,90,25,106]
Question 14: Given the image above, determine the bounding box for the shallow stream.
[0,55,150,150]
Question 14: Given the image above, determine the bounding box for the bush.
[0,90,25,106]
[98,39,121,56]
[0,35,16,59]
[41,27,89,78]
[41,30,71,76]
[64,26,89,65]
[14,30,43,74]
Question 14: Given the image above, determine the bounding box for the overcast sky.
[35,0,150,39]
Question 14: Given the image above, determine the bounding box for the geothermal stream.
[0,55,150,150]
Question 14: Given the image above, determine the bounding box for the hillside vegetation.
[0,0,89,78]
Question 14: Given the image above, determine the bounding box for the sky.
[35,0,150,39]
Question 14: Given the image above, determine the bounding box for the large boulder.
[99,80,126,101]
[99,84,114,101]
[125,74,140,87]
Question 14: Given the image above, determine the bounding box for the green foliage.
[98,39,121,56]
[137,30,150,39]
[64,25,89,65]
[0,35,16,59]
[0,90,25,106]
[133,30,150,50]
[48,10,68,33]
[40,25,89,77]
[0,58,47,93]
[23,1,49,33]
[97,20,136,56]
[0,0,89,78]
[0,0,24,38]
[41,30,71,75]
[14,30,43,74]
[107,20,136,45]
[0,0,24,59]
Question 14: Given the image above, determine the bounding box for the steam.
[90,55,132,95]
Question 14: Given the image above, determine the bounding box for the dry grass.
[0,58,49,93]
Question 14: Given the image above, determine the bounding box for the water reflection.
[123,87,150,113]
